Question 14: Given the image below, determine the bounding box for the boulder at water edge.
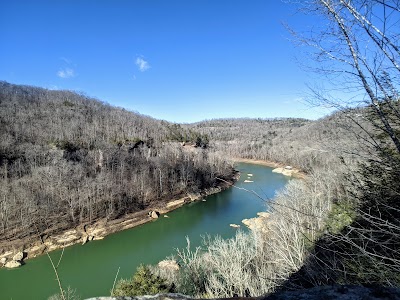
[5,260,21,268]
[13,251,24,262]
[151,211,160,219]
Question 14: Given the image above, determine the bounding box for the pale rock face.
[5,260,22,268]
[13,251,24,262]
[82,235,89,245]
[83,286,400,300]
[0,257,6,265]
[151,211,160,219]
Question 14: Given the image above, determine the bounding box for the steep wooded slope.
[0,81,233,245]
[190,114,362,171]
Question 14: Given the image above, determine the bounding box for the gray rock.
[84,286,400,300]
[85,293,192,300]
[264,285,400,300]
[5,260,21,268]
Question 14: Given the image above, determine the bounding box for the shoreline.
[232,157,307,179]
[233,158,307,232]
[0,172,239,267]
[1,158,304,268]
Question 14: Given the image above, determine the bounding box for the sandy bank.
[232,158,306,179]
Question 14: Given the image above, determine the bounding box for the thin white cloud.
[135,57,150,72]
[60,57,72,64]
[57,68,75,79]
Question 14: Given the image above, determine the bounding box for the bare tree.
[286,0,400,287]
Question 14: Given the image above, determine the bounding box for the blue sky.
[0,0,330,123]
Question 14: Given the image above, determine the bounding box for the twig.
[111,266,120,295]
[34,223,66,300]
[56,248,65,269]
[46,251,66,300]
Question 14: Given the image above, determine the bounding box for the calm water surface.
[0,163,289,299]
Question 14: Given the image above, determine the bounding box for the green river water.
[0,163,289,300]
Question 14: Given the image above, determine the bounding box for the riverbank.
[0,172,239,268]
[232,158,307,232]
[232,158,306,179]
[0,158,298,268]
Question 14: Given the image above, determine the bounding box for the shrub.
[48,286,80,300]
[111,265,173,296]
[325,201,355,235]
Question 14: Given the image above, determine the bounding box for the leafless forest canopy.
[1,66,399,297]
[3,0,396,297]
[0,80,377,250]
[0,81,233,244]
[190,113,363,171]
[148,0,400,296]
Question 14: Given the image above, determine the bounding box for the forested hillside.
[137,0,400,296]
[137,106,398,298]
[190,113,364,171]
[0,81,233,247]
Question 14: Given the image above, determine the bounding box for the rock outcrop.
[2,251,26,268]
[272,167,294,176]
[265,285,400,300]
[242,212,270,232]
[150,211,160,219]
[5,260,21,268]
[84,285,400,300]
[13,251,24,261]
[86,294,192,300]
[0,175,236,267]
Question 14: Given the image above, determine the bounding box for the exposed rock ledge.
[271,166,301,177]
[0,174,238,266]
[85,285,400,300]
[233,158,305,179]
[242,212,270,232]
